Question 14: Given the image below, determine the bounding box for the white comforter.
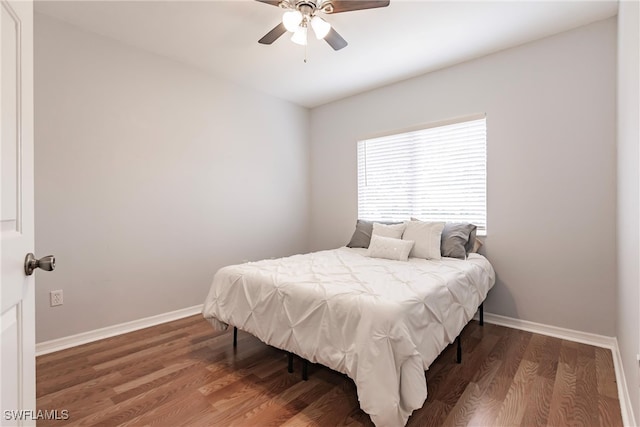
[202,247,495,427]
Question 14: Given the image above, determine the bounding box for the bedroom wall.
[616,0,640,422]
[309,18,617,336]
[34,15,310,342]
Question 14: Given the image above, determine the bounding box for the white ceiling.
[35,0,618,108]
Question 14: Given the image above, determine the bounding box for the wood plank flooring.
[36,316,623,426]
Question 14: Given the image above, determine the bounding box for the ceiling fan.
[257,0,390,51]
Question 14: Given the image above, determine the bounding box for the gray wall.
[35,14,622,344]
[616,0,640,422]
[309,18,617,336]
[34,15,310,342]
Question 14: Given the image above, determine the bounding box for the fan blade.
[259,23,287,45]
[327,0,390,13]
[255,0,282,7]
[324,27,347,50]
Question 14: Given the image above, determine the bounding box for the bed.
[202,246,495,427]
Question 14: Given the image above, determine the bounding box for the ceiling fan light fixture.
[310,16,331,39]
[291,26,308,45]
[282,10,303,32]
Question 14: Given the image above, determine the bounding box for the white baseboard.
[611,338,638,427]
[477,312,617,348]
[35,304,203,356]
[478,312,635,426]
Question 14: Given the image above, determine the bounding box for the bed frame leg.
[456,336,462,364]
[302,360,308,381]
[287,353,294,373]
[233,327,238,347]
[479,303,484,326]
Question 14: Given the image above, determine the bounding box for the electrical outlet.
[50,290,63,307]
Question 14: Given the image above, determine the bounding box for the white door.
[1,0,35,425]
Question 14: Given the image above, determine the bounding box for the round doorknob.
[24,253,56,276]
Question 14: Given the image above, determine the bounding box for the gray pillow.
[465,228,477,254]
[441,223,477,259]
[347,220,402,248]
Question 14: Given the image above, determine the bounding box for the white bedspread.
[202,247,495,427]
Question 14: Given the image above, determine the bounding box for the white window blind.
[357,117,487,232]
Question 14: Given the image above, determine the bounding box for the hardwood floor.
[36,316,623,426]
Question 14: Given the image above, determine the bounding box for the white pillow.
[367,235,414,261]
[402,220,446,260]
[372,222,406,239]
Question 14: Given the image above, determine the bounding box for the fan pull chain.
[304,43,307,64]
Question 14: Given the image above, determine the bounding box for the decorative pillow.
[372,222,406,239]
[347,220,402,248]
[441,223,477,259]
[402,220,445,260]
[465,228,477,254]
[347,220,374,248]
[367,235,414,261]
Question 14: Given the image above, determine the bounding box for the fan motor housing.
[281,0,334,14]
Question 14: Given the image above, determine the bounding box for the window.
[357,116,487,233]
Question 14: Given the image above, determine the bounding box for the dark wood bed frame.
[232,303,484,381]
